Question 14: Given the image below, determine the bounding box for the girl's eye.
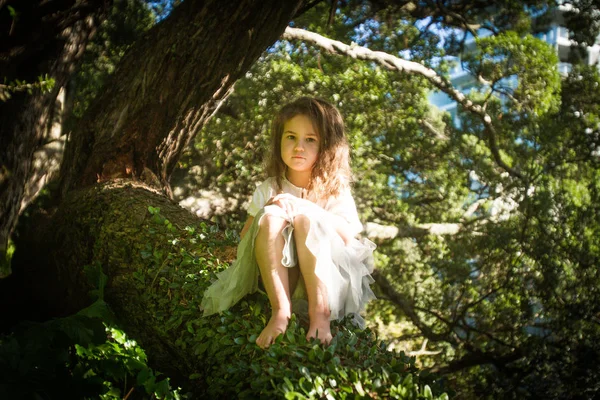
[286,135,295,140]
[307,138,316,143]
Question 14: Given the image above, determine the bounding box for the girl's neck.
[285,169,310,189]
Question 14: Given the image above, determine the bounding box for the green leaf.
[234,336,246,345]
[7,5,17,18]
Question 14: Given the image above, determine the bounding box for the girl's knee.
[293,214,311,235]
[258,214,287,235]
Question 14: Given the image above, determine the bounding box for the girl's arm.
[240,216,254,240]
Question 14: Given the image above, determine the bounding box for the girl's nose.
[294,142,304,151]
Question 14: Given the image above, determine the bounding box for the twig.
[407,339,443,357]
[123,387,135,400]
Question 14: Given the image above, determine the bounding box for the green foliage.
[0,262,183,399]
[6,5,17,19]
[0,74,56,101]
[562,0,600,59]
[0,239,15,278]
[199,308,448,399]
[131,207,450,398]
[428,64,600,400]
[464,32,560,116]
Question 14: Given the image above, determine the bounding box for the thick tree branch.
[282,27,524,180]
[59,1,304,199]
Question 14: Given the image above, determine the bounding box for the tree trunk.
[58,0,303,199]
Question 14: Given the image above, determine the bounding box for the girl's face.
[280,114,320,175]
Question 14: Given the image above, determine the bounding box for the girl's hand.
[267,193,299,217]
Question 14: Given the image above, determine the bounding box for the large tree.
[1,0,599,397]
[1,0,303,282]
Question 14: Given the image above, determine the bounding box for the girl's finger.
[274,199,285,211]
[275,193,296,201]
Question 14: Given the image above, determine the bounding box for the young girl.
[201,97,375,348]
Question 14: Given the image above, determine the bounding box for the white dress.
[201,177,376,327]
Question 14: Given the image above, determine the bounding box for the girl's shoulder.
[248,177,279,216]
[252,177,279,196]
[260,176,278,190]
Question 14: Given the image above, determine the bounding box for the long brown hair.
[266,97,352,199]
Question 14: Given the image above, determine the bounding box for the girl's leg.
[293,215,332,344]
[255,214,292,348]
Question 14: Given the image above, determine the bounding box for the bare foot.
[307,312,332,345]
[256,313,289,348]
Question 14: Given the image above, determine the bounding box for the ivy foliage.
[196,300,448,399]
[137,206,450,398]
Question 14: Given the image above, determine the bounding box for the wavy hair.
[266,97,352,200]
